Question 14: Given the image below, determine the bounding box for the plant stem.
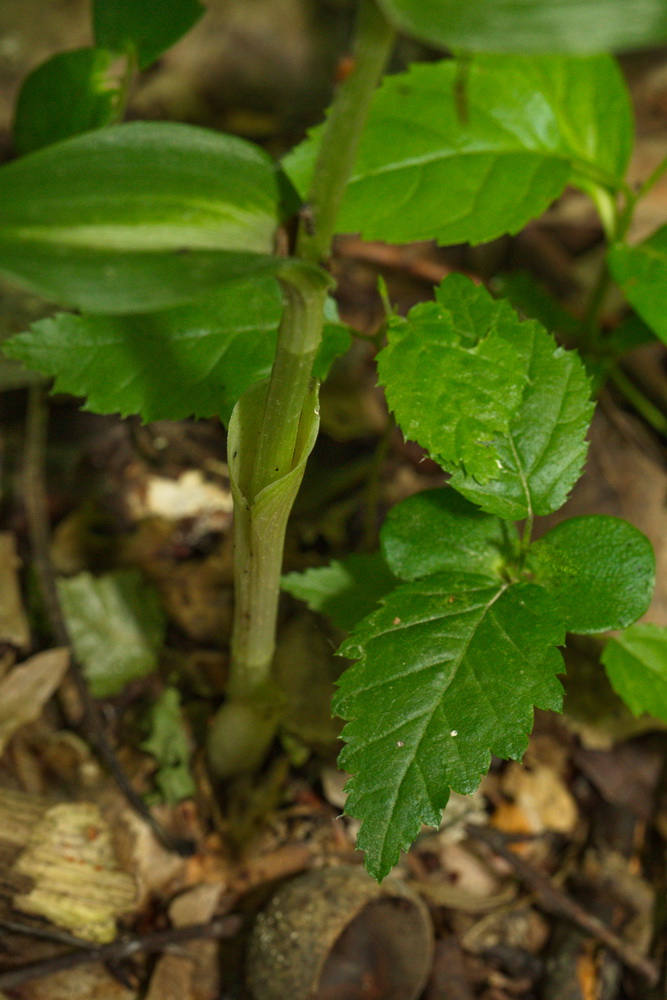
[211,1,395,776]
[250,266,330,498]
[296,0,395,266]
[609,364,667,436]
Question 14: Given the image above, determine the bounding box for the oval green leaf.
[381,487,518,582]
[528,516,655,634]
[601,623,667,721]
[13,48,121,156]
[0,121,285,313]
[93,0,204,69]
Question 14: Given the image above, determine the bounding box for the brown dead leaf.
[0,648,69,755]
[145,884,224,1000]
[0,534,30,652]
[501,762,578,836]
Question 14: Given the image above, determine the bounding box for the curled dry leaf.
[0,648,69,755]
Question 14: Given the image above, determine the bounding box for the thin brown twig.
[465,823,659,985]
[23,385,194,857]
[0,915,242,990]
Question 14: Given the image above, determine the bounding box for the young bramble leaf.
[381,487,518,582]
[528,516,655,634]
[141,687,197,803]
[378,278,531,482]
[13,48,121,156]
[601,624,667,722]
[334,575,564,879]
[286,55,631,246]
[376,0,667,54]
[449,320,593,520]
[93,0,204,69]
[4,281,349,425]
[4,277,282,425]
[0,122,287,313]
[608,228,667,345]
[58,570,165,698]
[282,553,398,632]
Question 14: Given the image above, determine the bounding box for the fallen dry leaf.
[0,648,69,755]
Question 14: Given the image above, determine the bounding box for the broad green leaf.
[4,279,350,424]
[94,0,204,69]
[608,228,667,345]
[141,687,196,802]
[377,277,531,482]
[0,121,287,313]
[381,487,518,581]
[13,48,120,156]
[449,321,593,520]
[335,574,564,879]
[286,55,631,246]
[376,0,667,53]
[4,277,282,424]
[602,624,667,721]
[528,516,655,634]
[58,570,165,697]
[282,553,398,631]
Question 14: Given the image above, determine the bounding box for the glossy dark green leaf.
[0,121,285,313]
[608,228,667,345]
[335,574,564,879]
[282,553,398,632]
[141,687,196,802]
[528,516,655,634]
[94,0,204,69]
[381,487,518,581]
[286,55,631,246]
[58,570,165,697]
[601,624,667,721]
[376,0,667,53]
[13,48,121,156]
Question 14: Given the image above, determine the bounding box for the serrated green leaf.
[0,121,286,313]
[381,487,518,581]
[13,48,121,156]
[378,277,532,482]
[4,278,349,424]
[449,320,593,520]
[608,228,667,345]
[58,570,165,697]
[4,277,282,424]
[601,624,667,721]
[528,516,655,634]
[334,574,564,879]
[94,0,204,69]
[282,553,398,631]
[141,687,196,803]
[286,55,631,246]
[376,0,667,53]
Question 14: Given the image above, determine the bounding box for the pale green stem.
[210,1,395,777]
[609,365,667,437]
[297,0,395,265]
